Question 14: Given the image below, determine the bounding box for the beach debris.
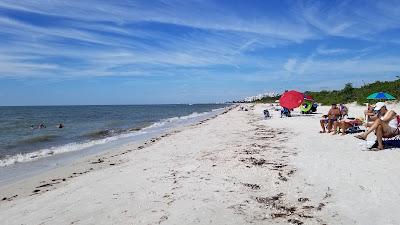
[91,158,104,164]
[317,203,325,211]
[278,172,288,181]
[288,218,304,225]
[159,215,168,223]
[36,182,59,188]
[1,195,18,201]
[239,157,267,166]
[297,198,310,203]
[254,193,284,205]
[242,183,261,190]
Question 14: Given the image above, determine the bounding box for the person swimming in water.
[58,123,64,129]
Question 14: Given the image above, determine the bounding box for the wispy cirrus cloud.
[0,0,299,78]
[300,0,400,38]
[0,0,399,100]
[316,47,349,55]
[0,0,316,41]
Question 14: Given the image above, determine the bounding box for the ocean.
[0,104,227,168]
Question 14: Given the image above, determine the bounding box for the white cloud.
[283,59,297,72]
[316,47,349,55]
[0,0,316,42]
[300,0,400,38]
[0,0,399,82]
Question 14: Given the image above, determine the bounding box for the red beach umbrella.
[279,90,304,109]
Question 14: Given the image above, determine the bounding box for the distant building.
[243,92,279,102]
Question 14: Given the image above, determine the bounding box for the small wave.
[0,134,127,167]
[18,135,59,145]
[146,111,213,129]
[83,129,117,139]
[128,127,142,132]
[0,107,226,167]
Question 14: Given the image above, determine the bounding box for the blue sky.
[0,0,400,105]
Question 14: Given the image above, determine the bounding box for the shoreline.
[0,106,234,203]
[0,106,230,185]
[1,103,400,224]
[0,106,228,168]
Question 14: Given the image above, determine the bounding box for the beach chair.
[382,115,400,147]
[321,115,337,130]
[365,116,400,149]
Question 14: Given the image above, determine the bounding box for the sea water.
[0,104,228,184]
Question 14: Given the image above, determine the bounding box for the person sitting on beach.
[332,117,363,135]
[319,103,341,133]
[364,104,379,128]
[311,102,318,112]
[263,109,270,119]
[281,107,291,118]
[355,102,399,150]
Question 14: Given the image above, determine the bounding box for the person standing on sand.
[339,103,348,118]
[319,104,341,133]
[355,102,399,150]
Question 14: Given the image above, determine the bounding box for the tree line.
[254,79,400,105]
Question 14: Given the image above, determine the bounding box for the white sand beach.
[1,104,400,225]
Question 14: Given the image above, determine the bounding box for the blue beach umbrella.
[366,92,396,100]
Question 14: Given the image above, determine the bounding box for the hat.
[374,102,386,111]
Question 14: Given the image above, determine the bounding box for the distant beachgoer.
[339,104,348,118]
[319,103,341,133]
[355,102,399,150]
[39,123,46,129]
[30,125,35,129]
[281,107,291,118]
[58,123,64,129]
[263,109,270,119]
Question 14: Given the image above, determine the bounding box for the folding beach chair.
[382,115,400,147]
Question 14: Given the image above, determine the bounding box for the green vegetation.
[255,79,400,105]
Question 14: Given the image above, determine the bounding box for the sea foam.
[0,109,222,167]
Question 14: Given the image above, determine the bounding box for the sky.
[0,0,400,105]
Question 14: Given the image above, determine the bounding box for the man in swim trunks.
[355,102,399,150]
[320,103,341,133]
